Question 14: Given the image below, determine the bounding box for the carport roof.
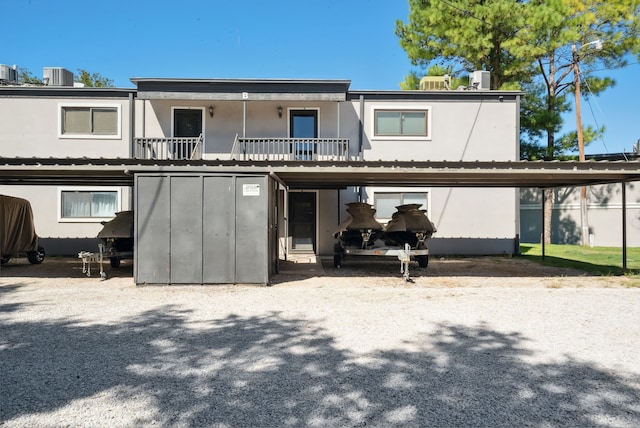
[1,158,640,188]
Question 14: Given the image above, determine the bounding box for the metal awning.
[2,158,640,188]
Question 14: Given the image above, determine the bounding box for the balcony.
[134,135,350,161]
[231,137,350,161]
[135,135,203,160]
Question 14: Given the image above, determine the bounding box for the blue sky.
[3,0,638,154]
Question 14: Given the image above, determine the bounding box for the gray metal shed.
[134,173,277,285]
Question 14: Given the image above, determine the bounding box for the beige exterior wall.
[360,98,518,162]
[520,184,640,247]
[0,95,131,158]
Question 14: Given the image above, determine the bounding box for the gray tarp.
[1,195,39,256]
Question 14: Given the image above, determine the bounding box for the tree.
[18,68,43,85]
[75,69,114,88]
[396,0,640,244]
[396,0,535,90]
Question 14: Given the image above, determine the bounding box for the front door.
[173,108,203,158]
[290,110,318,160]
[289,192,316,252]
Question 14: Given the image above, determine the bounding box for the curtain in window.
[92,192,117,217]
[62,191,117,218]
[62,192,91,217]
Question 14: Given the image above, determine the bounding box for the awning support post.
[622,182,627,271]
[541,188,546,261]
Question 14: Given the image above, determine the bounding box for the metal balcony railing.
[231,136,350,161]
[135,134,202,160]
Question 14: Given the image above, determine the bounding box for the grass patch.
[519,244,640,276]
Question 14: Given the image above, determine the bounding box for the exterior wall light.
[208,106,214,118]
[277,106,283,118]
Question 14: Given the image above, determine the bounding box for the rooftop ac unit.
[43,67,74,87]
[469,70,490,90]
[419,75,448,91]
[0,64,18,84]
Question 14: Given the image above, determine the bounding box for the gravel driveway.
[1,256,639,427]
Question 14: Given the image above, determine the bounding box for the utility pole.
[572,43,590,246]
[572,40,602,247]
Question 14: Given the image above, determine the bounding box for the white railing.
[135,134,202,160]
[231,137,350,161]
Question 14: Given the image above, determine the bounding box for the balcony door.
[173,108,203,159]
[289,109,318,160]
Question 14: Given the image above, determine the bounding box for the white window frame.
[370,106,432,141]
[58,103,122,139]
[57,187,122,223]
[366,186,432,223]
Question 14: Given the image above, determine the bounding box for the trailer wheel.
[1,256,10,265]
[27,246,45,264]
[333,254,342,268]
[417,255,429,268]
[110,257,121,268]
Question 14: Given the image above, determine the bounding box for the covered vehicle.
[1,195,45,264]
[97,210,133,267]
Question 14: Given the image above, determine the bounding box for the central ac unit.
[469,70,490,90]
[419,76,447,91]
[0,64,18,84]
[43,67,74,87]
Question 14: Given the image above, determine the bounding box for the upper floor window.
[373,108,431,139]
[59,104,121,139]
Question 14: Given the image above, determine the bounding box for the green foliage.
[558,125,604,153]
[400,71,421,90]
[396,0,535,89]
[18,68,43,85]
[75,69,114,88]
[396,0,640,159]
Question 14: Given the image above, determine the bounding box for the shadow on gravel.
[1,304,638,426]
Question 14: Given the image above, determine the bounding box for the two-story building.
[1,68,525,284]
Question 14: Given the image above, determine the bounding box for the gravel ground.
[1,256,639,427]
